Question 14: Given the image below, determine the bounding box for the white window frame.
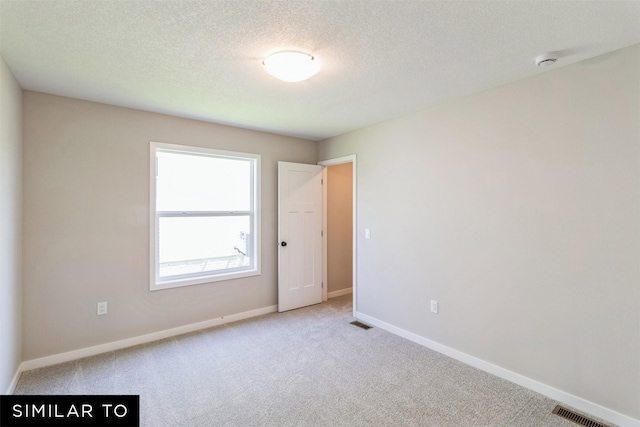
[149,141,261,291]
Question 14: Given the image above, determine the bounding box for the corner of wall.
[0,54,23,395]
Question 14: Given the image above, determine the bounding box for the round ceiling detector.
[262,51,320,82]
[535,52,558,67]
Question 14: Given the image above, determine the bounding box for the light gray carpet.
[15,295,611,426]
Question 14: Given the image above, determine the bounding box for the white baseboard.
[6,365,23,394]
[355,311,640,427]
[20,305,278,373]
[328,288,353,299]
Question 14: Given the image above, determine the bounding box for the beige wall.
[22,92,316,360]
[12,43,640,422]
[0,55,22,392]
[327,163,353,293]
[318,45,640,420]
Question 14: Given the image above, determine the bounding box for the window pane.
[151,143,260,290]
[158,216,251,279]
[156,151,251,212]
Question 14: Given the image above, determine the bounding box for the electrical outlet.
[97,301,108,316]
[430,300,439,314]
[365,228,371,239]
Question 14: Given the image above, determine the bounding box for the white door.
[278,161,323,312]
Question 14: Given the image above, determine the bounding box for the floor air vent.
[552,405,607,427]
[350,321,372,330]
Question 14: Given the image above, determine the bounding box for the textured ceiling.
[1,0,639,141]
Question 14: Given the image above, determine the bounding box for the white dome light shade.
[262,52,320,82]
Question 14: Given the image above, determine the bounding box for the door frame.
[318,155,357,317]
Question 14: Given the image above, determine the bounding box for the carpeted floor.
[14,295,611,426]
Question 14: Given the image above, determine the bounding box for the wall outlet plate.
[97,301,108,316]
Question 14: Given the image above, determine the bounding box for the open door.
[278,161,323,312]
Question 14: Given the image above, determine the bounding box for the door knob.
[281,241,287,247]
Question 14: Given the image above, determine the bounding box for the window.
[150,142,260,290]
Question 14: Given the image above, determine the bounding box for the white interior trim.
[6,366,22,395]
[355,311,640,427]
[318,155,357,317]
[328,288,353,299]
[20,305,277,373]
[321,166,328,302]
[148,141,262,291]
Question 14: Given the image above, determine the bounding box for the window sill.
[150,269,260,291]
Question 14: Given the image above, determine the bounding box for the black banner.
[0,395,139,427]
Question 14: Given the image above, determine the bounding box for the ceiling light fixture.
[262,51,320,83]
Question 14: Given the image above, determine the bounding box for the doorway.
[319,155,356,317]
